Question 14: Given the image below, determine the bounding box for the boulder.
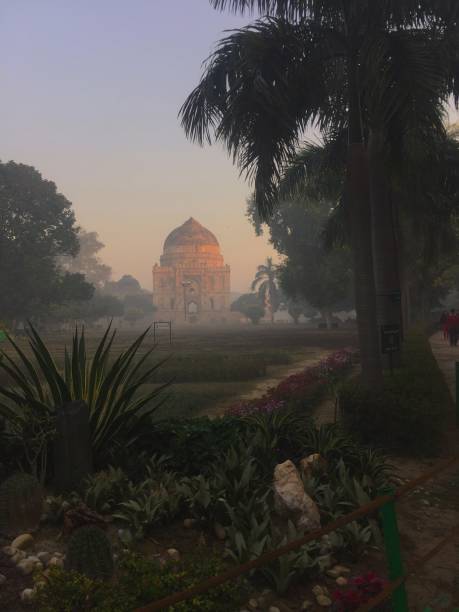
[17,559,36,575]
[273,460,321,530]
[11,534,34,550]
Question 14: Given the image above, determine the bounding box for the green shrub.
[65,526,114,580]
[139,417,248,476]
[84,467,132,514]
[340,329,449,455]
[0,324,169,470]
[35,553,244,612]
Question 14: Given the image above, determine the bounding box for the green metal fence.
[135,455,459,612]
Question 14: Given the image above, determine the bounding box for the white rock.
[317,594,332,607]
[248,598,258,609]
[37,551,52,565]
[336,576,348,586]
[20,588,36,604]
[26,555,40,563]
[326,567,341,578]
[12,550,27,564]
[0,573,6,585]
[274,460,321,530]
[53,551,65,558]
[2,546,16,556]
[166,548,180,562]
[48,556,64,568]
[11,534,34,550]
[17,559,36,575]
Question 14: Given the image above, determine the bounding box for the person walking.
[447,309,459,346]
[440,310,449,341]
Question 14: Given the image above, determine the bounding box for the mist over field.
[1,2,459,611]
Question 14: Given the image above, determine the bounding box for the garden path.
[392,331,459,609]
[203,349,331,417]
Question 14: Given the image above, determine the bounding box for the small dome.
[164,217,219,251]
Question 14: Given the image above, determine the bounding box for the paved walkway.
[429,330,457,399]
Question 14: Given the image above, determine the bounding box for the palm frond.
[180,17,344,219]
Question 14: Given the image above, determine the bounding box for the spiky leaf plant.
[65,525,114,580]
[0,324,169,467]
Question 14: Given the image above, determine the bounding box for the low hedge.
[340,328,450,455]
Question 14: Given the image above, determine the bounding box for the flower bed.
[226,349,354,417]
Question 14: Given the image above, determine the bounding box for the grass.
[147,351,292,383]
[150,382,253,420]
[1,325,358,420]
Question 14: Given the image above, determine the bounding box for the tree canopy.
[59,229,112,289]
[0,161,93,324]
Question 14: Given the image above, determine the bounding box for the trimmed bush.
[35,553,245,612]
[340,329,449,455]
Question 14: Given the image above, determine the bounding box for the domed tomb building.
[153,218,231,323]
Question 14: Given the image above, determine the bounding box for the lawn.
[0,324,358,418]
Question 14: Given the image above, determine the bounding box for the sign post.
[381,324,401,374]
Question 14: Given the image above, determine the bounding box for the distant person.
[447,309,459,346]
[440,310,449,340]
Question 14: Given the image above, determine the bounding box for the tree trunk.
[368,129,403,368]
[347,58,383,387]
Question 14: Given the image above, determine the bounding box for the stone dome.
[163,217,219,252]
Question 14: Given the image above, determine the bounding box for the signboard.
[381,325,401,354]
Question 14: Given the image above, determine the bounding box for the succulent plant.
[65,525,114,580]
[0,472,44,536]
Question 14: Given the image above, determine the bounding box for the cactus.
[65,525,114,580]
[0,472,44,536]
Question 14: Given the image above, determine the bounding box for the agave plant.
[0,323,169,471]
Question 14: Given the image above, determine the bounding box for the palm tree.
[180,1,459,385]
[251,257,279,323]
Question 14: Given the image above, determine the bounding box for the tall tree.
[0,161,93,325]
[259,199,353,325]
[181,0,459,384]
[59,229,112,289]
[251,257,280,322]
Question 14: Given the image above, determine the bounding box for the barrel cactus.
[0,472,44,536]
[65,525,114,580]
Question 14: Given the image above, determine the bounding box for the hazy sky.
[1,0,277,292]
[3,2,459,293]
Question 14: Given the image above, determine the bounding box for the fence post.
[379,489,409,612]
[456,362,459,427]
